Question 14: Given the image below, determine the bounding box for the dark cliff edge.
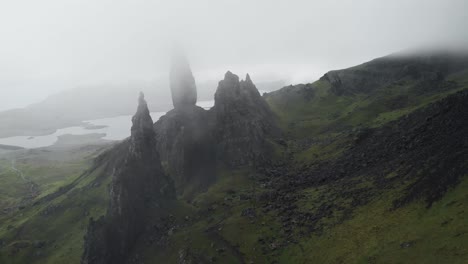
[81,93,175,264]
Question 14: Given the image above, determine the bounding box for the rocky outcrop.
[154,71,280,195]
[156,54,216,196]
[154,106,216,197]
[81,93,174,264]
[211,72,280,167]
[170,52,197,109]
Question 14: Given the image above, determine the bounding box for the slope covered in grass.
[0,144,111,264]
[1,52,467,263]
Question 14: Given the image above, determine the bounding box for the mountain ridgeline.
[0,50,467,264]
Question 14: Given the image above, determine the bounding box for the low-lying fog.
[0,0,467,147]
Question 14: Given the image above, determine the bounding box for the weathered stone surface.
[81,93,174,264]
[154,71,281,194]
[154,105,216,197]
[170,52,197,109]
[211,72,280,167]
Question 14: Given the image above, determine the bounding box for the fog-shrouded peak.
[245,73,252,83]
[130,91,154,141]
[169,50,197,109]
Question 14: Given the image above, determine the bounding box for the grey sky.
[1,0,467,110]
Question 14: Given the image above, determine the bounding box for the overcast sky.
[0,0,467,111]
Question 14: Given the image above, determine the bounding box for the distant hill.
[0,79,285,138]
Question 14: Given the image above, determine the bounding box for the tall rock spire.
[212,72,280,167]
[81,92,174,264]
[170,50,197,109]
[130,92,156,151]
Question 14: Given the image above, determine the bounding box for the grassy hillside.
[0,144,111,264]
[265,53,468,139]
[0,52,467,263]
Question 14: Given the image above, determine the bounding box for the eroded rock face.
[153,68,281,197]
[154,106,216,197]
[154,71,280,194]
[211,72,280,167]
[170,52,197,109]
[81,93,174,264]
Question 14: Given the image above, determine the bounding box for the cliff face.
[154,106,216,197]
[211,72,280,167]
[81,93,174,264]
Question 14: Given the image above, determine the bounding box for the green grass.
[0,145,110,264]
[143,167,285,263]
[276,176,468,264]
[295,135,349,163]
[0,164,111,264]
[2,60,468,264]
[267,71,468,140]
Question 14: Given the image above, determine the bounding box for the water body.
[0,89,269,149]
[0,99,216,149]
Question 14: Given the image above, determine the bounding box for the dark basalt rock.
[211,72,280,167]
[154,70,280,195]
[154,105,216,197]
[81,93,174,264]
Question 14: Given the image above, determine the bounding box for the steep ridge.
[81,93,175,264]
[322,51,468,96]
[265,51,468,138]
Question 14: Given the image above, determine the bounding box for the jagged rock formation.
[81,93,174,264]
[212,72,280,167]
[154,106,216,197]
[155,53,216,196]
[156,50,280,194]
[170,52,197,108]
[154,71,280,194]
